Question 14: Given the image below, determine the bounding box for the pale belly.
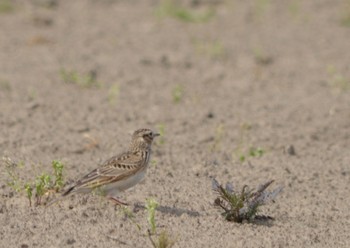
[100,168,147,197]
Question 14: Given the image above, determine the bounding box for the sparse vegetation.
[60,68,101,88]
[108,84,120,104]
[238,147,265,163]
[52,160,64,191]
[0,0,14,13]
[146,198,159,235]
[148,229,176,248]
[327,65,350,91]
[172,84,184,103]
[253,47,273,65]
[0,79,11,91]
[232,123,265,162]
[254,0,271,19]
[341,0,350,27]
[3,157,65,206]
[155,0,215,23]
[118,206,141,231]
[146,198,176,248]
[156,123,165,145]
[193,40,225,59]
[212,178,282,223]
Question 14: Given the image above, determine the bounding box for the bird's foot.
[108,196,128,206]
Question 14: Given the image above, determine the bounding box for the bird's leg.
[108,196,128,206]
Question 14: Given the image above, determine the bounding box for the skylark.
[48,128,159,206]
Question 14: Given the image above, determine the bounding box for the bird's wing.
[68,151,144,190]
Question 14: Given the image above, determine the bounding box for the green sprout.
[52,160,64,191]
[249,147,265,157]
[24,183,33,207]
[60,69,101,88]
[193,40,225,59]
[108,84,120,104]
[155,0,215,23]
[35,173,52,205]
[148,229,176,248]
[172,85,183,103]
[0,0,14,13]
[156,124,165,145]
[146,198,159,235]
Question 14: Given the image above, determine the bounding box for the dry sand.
[1,0,350,247]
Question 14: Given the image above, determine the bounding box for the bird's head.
[130,128,160,151]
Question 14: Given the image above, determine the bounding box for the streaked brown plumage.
[48,128,159,206]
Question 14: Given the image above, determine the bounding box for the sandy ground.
[1,0,350,247]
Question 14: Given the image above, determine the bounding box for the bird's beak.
[153,132,160,137]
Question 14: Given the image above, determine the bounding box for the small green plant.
[212,179,282,223]
[341,0,350,27]
[52,160,64,191]
[172,85,183,103]
[35,173,52,205]
[254,0,271,19]
[24,183,33,207]
[0,0,14,13]
[156,124,165,145]
[146,198,159,235]
[193,40,225,59]
[108,84,120,104]
[3,157,65,206]
[253,47,273,65]
[148,229,176,248]
[0,79,11,91]
[327,65,350,91]
[155,0,215,23]
[235,147,265,163]
[4,158,24,192]
[145,198,176,247]
[288,0,300,19]
[60,69,101,88]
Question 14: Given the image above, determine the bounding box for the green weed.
[148,229,176,248]
[146,197,176,248]
[0,79,11,91]
[156,124,165,145]
[24,183,33,207]
[327,65,350,91]
[253,47,273,65]
[235,147,265,163]
[172,85,184,103]
[52,160,64,191]
[254,0,271,19]
[3,157,65,206]
[146,198,159,235]
[193,40,225,59]
[341,0,350,27]
[155,0,215,23]
[212,179,282,223]
[0,0,14,13]
[60,69,101,88]
[108,84,120,104]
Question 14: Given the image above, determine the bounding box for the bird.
[47,128,159,206]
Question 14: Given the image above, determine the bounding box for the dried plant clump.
[212,178,282,223]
